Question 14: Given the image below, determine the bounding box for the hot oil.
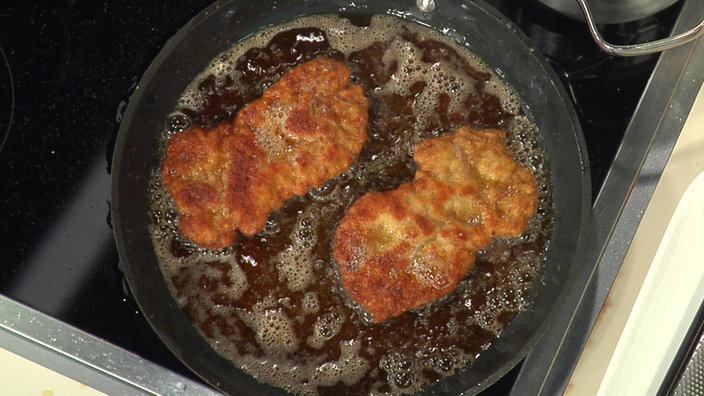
[148,14,552,396]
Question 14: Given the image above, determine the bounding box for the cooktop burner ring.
[0,44,14,155]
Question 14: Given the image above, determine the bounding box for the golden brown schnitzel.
[332,127,537,323]
[162,58,369,249]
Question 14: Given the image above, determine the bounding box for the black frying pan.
[111,0,590,394]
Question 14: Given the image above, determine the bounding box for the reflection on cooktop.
[0,45,13,155]
[7,158,114,318]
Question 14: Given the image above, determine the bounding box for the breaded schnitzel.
[162,58,369,249]
[332,127,537,323]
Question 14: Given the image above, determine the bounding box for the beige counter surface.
[568,83,704,394]
[0,347,105,396]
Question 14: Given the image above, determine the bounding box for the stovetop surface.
[0,0,216,381]
[0,0,682,393]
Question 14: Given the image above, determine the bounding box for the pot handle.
[575,0,704,57]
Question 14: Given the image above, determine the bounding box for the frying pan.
[111,0,590,394]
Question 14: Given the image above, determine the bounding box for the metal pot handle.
[576,0,704,56]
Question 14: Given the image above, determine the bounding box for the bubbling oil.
[148,13,552,396]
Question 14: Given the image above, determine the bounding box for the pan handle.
[575,0,704,57]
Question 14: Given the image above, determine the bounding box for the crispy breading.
[162,58,369,249]
[332,127,537,323]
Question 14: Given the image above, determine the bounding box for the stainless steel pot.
[538,0,704,57]
[537,0,678,23]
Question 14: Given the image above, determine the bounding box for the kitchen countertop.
[0,347,106,396]
[568,81,704,393]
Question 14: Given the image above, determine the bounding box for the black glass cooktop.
[0,0,681,393]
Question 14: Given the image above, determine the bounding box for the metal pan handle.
[576,0,704,57]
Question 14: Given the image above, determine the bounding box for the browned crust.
[161,58,369,249]
[333,127,538,323]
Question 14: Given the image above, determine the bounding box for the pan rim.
[111,1,591,395]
